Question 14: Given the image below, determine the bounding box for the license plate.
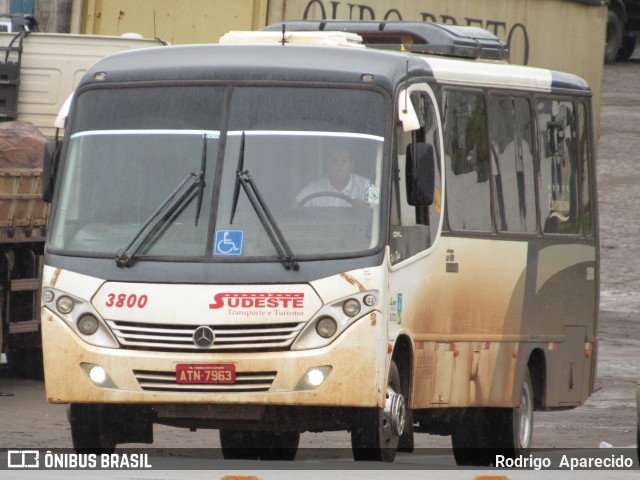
[176,364,236,384]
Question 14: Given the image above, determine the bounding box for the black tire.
[351,360,405,462]
[256,431,300,461]
[220,429,260,460]
[492,368,534,458]
[451,409,492,466]
[69,404,116,454]
[220,429,300,460]
[451,368,534,466]
[605,11,623,64]
[617,36,637,61]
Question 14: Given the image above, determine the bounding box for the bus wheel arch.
[527,348,547,409]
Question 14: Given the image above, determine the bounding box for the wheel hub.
[384,388,406,437]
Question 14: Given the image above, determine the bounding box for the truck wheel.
[617,36,637,61]
[69,404,116,453]
[351,360,405,462]
[220,429,300,460]
[605,11,623,63]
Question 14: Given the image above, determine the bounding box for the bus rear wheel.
[351,360,405,462]
[69,404,116,454]
[451,368,534,466]
[493,368,534,458]
[219,429,300,460]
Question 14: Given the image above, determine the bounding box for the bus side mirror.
[405,143,435,207]
[42,139,61,203]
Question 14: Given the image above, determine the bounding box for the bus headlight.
[307,368,326,386]
[77,314,100,336]
[43,290,55,303]
[44,287,119,349]
[89,365,107,384]
[316,317,338,338]
[56,295,75,314]
[291,290,379,351]
[80,363,117,388]
[343,298,361,317]
[294,366,332,391]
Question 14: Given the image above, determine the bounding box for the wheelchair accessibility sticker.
[214,230,244,256]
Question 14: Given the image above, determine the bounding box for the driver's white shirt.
[296,174,371,207]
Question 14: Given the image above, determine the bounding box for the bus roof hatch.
[262,21,509,61]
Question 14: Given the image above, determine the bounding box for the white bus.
[41,22,598,464]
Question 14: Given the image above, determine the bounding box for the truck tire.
[351,360,406,462]
[617,36,637,61]
[69,404,116,453]
[605,11,623,63]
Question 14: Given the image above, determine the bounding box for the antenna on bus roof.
[281,24,287,46]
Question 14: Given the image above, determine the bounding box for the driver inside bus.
[295,146,371,207]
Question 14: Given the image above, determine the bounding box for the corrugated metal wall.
[81,0,268,44]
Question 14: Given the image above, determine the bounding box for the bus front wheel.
[69,404,116,453]
[351,360,406,462]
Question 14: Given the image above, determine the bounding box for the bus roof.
[78,41,590,95]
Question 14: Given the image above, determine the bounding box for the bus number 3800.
[105,293,148,309]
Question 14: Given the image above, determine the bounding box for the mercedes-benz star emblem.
[193,326,215,348]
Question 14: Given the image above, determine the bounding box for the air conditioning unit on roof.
[219,30,364,48]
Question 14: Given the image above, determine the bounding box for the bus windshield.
[49,86,386,261]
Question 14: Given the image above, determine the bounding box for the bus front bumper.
[41,308,385,409]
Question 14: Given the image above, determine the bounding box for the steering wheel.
[297,191,355,207]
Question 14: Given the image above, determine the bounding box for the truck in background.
[0,27,165,375]
[606,0,640,62]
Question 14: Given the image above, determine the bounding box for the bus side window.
[390,90,441,265]
[578,101,593,237]
[489,95,537,234]
[443,90,491,232]
[537,99,580,234]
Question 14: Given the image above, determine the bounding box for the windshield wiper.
[115,170,202,267]
[229,132,299,271]
[194,133,208,226]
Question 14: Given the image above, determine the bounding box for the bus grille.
[133,370,277,393]
[105,320,305,352]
